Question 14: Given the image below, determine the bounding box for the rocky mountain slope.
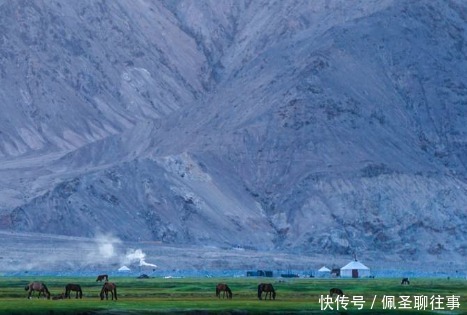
[0,0,465,270]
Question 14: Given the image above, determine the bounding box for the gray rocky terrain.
[0,0,465,272]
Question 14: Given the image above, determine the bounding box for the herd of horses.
[25,274,117,300]
[215,282,276,300]
[24,279,327,301]
[24,275,410,301]
[25,278,274,301]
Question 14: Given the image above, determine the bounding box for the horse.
[215,283,232,299]
[52,293,66,300]
[401,278,410,285]
[96,274,109,282]
[329,288,344,297]
[100,282,117,300]
[65,283,83,299]
[257,283,276,300]
[25,281,51,299]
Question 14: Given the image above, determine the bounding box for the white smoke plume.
[124,248,158,269]
[85,232,122,265]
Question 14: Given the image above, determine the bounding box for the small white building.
[340,260,370,278]
[317,266,331,278]
[118,265,131,272]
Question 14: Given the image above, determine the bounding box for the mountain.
[0,0,466,270]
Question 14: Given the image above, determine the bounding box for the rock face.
[0,0,466,268]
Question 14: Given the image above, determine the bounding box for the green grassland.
[0,276,465,314]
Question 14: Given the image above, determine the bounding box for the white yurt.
[340,260,370,278]
[118,265,131,272]
[317,266,331,278]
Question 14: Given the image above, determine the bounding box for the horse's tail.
[272,286,276,300]
[257,284,262,300]
[78,285,83,299]
[215,286,220,297]
[24,285,29,291]
[226,286,232,299]
[114,287,117,300]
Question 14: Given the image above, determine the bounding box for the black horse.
[329,288,344,297]
[65,283,83,299]
[258,283,276,300]
[401,278,410,285]
[96,274,109,282]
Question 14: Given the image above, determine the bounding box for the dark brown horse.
[329,288,344,297]
[52,293,66,300]
[25,281,51,299]
[258,283,276,300]
[96,274,109,282]
[100,282,117,300]
[65,283,82,299]
[215,283,232,299]
[401,278,410,285]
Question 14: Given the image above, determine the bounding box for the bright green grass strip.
[0,277,465,314]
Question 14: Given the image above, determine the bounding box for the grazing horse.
[215,283,232,299]
[257,283,276,300]
[329,288,344,297]
[96,274,109,282]
[25,281,51,299]
[401,278,410,285]
[100,282,117,300]
[65,283,83,299]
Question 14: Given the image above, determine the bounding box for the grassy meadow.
[0,276,465,314]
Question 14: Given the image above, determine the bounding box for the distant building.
[317,266,331,277]
[246,270,273,277]
[118,265,131,272]
[331,268,341,277]
[340,260,370,278]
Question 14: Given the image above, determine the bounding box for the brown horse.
[96,274,109,282]
[65,283,82,299]
[100,282,117,300]
[52,293,66,300]
[329,288,344,297]
[215,283,232,299]
[258,283,276,300]
[25,281,51,299]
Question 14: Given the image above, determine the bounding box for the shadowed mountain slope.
[0,0,465,269]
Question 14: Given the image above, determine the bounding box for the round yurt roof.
[341,260,369,270]
[118,265,131,272]
[318,266,331,272]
